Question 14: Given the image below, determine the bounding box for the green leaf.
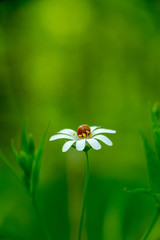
[151,104,160,162]
[11,138,33,191]
[21,124,29,154]
[31,123,50,197]
[151,102,160,123]
[123,187,151,195]
[142,135,160,194]
[22,174,30,191]
[151,193,160,204]
[0,151,22,185]
[28,134,35,156]
[11,141,19,161]
[18,151,33,176]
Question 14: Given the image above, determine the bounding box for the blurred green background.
[0,0,160,239]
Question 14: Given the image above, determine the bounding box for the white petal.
[90,126,100,133]
[86,139,101,150]
[49,134,73,141]
[76,139,86,151]
[58,128,76,136]
[92,128,116,136]
[93,135,113,146]
[62,140,75,152]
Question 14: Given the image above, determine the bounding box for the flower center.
[77,125,91,138]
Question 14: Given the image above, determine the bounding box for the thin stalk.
[32,197,52,240]
[0,151,32,198]
[78,151,89,240]
[141,207,160,240]
[0,151,23,186]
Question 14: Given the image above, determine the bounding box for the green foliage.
[151,103,160,162]
[142,135,160,194]
[0,150,22,184]
[124,187,150,195]
[31,124,49,198]
[143,104,160,196]
[126,103,160,201]
[127,104,160,198]
[10,125,49,196]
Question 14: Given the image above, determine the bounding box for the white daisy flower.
[49,125,116,152]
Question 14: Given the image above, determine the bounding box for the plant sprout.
[0,125,51,240]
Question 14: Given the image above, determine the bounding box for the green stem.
[78,151,89,240]
[0,151,31,197]
[141,207,160,240]
[0,151,23,186]
[32,197,52,240]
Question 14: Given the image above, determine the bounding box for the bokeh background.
[0,0,160,239]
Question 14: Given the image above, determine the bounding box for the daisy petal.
[93,134,113,146]
[62,140,76,152]
[49,134,73,141]
[92,128,116,136]
[76,139,86,151]
[86,139,101,150]
[90,126,100,133]
[58,128,76,136]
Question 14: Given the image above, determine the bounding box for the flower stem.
[141,206,160,240]
[32,197,52,240]
[78,151,89,240]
